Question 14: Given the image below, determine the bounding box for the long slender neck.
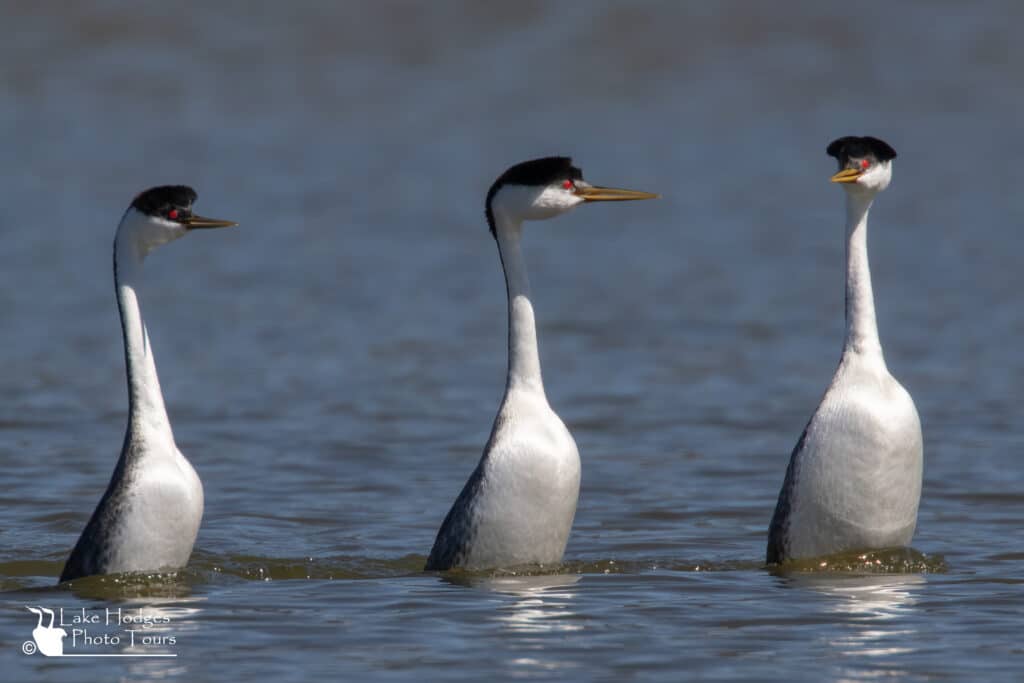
[114,232,175,446]
[493,214,546,397]
[843,192,884,360]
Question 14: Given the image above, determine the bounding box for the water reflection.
[118,601,203,682]
[484,574,583,634]
[448,573,583,675]
[788,573,924,680]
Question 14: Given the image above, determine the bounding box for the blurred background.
[1,2,1022,681]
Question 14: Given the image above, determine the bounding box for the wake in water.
[1,547,946,599]
[767,547,946,574]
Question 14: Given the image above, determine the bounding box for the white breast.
[460,389,581,569]
[105,448,204,574]
[785,354,923,559]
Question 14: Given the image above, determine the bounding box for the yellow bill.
[185,214,238,229]
[830,168,863,184]
[576,185,659,202]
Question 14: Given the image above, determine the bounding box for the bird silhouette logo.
[23,606,67,656]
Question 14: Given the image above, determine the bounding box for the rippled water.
[2,2,1023,681]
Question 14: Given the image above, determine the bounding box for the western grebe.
[426,157,656,571]
[59,186,236,582]
[767,137,923,564]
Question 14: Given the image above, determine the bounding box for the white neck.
[114,232,175,446]
[493,213,546,396]
[843,193,884,360]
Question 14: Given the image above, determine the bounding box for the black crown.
[826,136,897,163]
[130,186,198,216]
[485,157,582,236]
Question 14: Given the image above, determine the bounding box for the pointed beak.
[184,214,238,230]
[830,168,863,184]
[575,185,659,202]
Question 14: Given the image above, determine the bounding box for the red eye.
[562,180,574,190]
[167,209,179,220]
[861,159,870,169]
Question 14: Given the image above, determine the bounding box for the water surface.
[1,2,1022,680]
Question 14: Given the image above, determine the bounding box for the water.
[2,1,1022,680]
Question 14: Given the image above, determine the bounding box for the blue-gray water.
[2,2,1022,680]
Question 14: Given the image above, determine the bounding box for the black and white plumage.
[59,186,236,583]
[767,137,923,565]
[426,157,656,571]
